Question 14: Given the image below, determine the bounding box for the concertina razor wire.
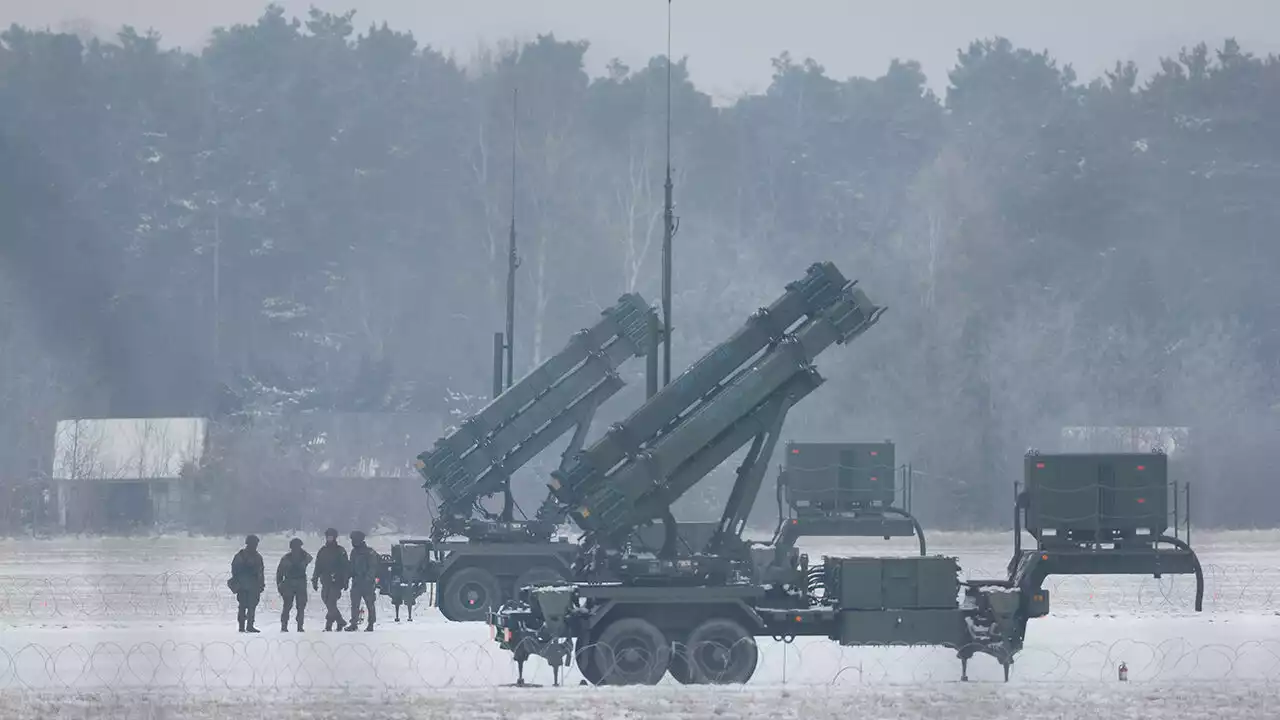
[0,564,1272,618]
[0,637,1276,690]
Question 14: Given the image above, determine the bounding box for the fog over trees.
[1,6,1277,531]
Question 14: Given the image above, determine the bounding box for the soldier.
[311,527,349,631]
[276,537,312,632]
[345,530,378,632]
[229,534,265,633]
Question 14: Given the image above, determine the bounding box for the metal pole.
[1172,481,1180,540]
[1013,481,1022,555]
[212,208,221,383]
[1177,481,1187,543]
[505,88,520,390]
[661,0,675,387]
[492,332,504,399]
[646,311,659,399]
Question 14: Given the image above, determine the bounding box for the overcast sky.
[3,1,1279,101]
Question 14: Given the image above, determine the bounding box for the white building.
[51,417,206,531]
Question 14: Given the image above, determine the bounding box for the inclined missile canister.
[418,292,653,512]
[549,262,851,503]
[554,272,884,537]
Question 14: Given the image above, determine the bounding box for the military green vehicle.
[487,260,1204,686]
[379,263,921,621]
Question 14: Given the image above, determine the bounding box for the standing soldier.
[311,528,349,632]
[346,530,378,632]
[229,535,265,633]
[276,537,312,632]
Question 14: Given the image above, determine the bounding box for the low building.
[50,412,444,535]
[51,417,206,533]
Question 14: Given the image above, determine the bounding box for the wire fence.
[0,637,1276,691]
[0,563,1274,619]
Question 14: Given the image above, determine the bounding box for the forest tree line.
[1,5,1278,529]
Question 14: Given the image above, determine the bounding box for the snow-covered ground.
[0,529,1277,718]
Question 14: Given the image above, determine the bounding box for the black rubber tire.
[438,566,499,623]
[685,618,758,684]
[574,635,604,685]
[592,617,670,686]
[667,643,696,684]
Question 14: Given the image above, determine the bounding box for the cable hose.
[806,567,825,596]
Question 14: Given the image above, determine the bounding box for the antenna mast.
[661,0,678,387]
[496,87,521,523]
[505,88,520,390]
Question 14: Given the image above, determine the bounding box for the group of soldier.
[228,528,380,633]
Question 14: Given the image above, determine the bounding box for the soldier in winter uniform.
[230,535,265,633]
[276,537,312,632]
[345,530,378,632]
[311,528,349,631]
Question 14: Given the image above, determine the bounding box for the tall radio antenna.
[661,0,679,386]
[505,88,520,391]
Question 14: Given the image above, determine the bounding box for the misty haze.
[0,3,1278,719]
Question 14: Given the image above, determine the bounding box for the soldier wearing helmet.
[229,534,265,633]
[276,537,312,632]
[311,527,350,631]
[345,529,378,632]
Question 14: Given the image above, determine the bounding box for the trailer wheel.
[592,617,670,686]
[574,636,604,685]
[438,566,499,622]
[667,644,696,684]
[685,618,758,684]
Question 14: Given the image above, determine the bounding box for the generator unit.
[828,556,968,647]
[1024,451,1169,544]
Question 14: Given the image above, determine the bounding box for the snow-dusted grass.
[0,529,1276,717]
[4,683,1280,720]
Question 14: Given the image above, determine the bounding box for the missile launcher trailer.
[378,293,659,621]
[379,265,926,624]
[773,441,926,557]
[489,262,1205,687]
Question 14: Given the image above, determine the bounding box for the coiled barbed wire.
[0,564,1272,618]
[0,638,1275,691]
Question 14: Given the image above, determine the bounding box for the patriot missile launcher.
[489,262,1205,688]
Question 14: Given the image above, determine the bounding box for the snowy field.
[0,529,1277,718]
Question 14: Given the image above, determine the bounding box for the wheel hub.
[462,584,487,607]
[614,640,652,673]
[695,639,734,672]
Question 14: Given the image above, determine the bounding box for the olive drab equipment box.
[831,555,960,610]
[1024,452,1169,542]
[782,441,896,513]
